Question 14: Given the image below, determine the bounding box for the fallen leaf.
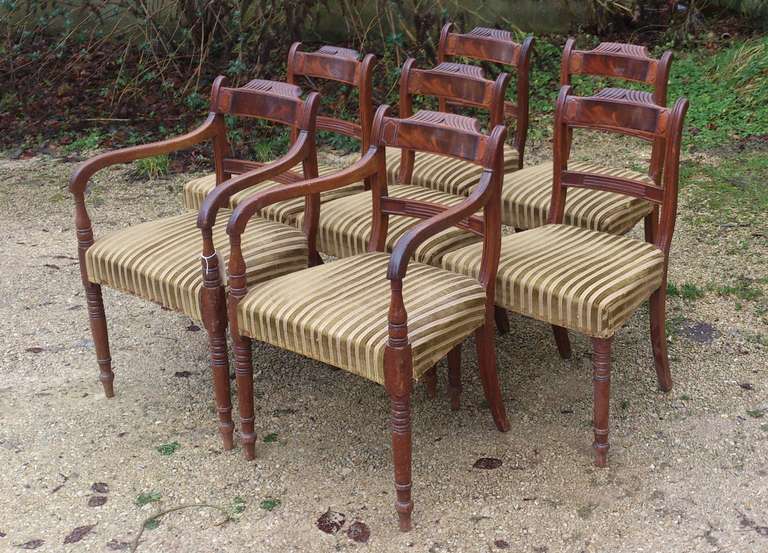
[25,347,44,354]
[17,539,45,549]
[494,539,510,549]
[63,525,95,544]
[174,371,192,378]
[316,509,345,534]
[347,521,370,543]
[88,496,107,507]
[740,383,754,391]
[186,323,201,332]
[43,264,60,270]
[91,482,109,494]
[473,457,502,469]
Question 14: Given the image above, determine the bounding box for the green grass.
[667,282,705,300]
[64,129,103,154]
[156,441,181,456]
[135,491,161,507]
[232,496,247,515]
[710,277,764,301]
[259,498,281,511]
[680,148,768,226]
[668,37,768,149]
[263,433,278,443]
[133,154,170,180]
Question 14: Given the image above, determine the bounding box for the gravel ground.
[0,141,766,553]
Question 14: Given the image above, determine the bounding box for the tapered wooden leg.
[389,392,413,531]
[551,325,572,359]
[447,344,462,411]
[475,325,510,432]
[422,365,437,399]
[649,286,672,392]
[591,337,612,467]
[85,282,114,397]
[233,335,256,460]
[207,326,234,450]
[494,305,510,335]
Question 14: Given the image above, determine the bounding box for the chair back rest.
[399,59,510,128]
[438,23,534,164]
[550,87,689,254]
[561,40,672,106]
[287,43,376,152]
[209,76,319,182]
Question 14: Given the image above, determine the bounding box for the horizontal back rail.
[407,66,497,109]
[561,95,667,140]
[381,197,485,235]
[561,171,664,203]
[441,26,522,67]
[380,117,489,165]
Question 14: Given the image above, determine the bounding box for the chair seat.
[181,160,364,224]
[385,142,520,196]
[237,252,487,384]
[441,224,665,338]
[85,210,308,321]
[298,184,482,265]
[500,161,655,234]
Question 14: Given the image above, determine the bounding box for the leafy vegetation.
[667,282,706,300]
[260,498,281,511]
[134,155,171,180]
[136,491,162,507]
[156,441,181,456]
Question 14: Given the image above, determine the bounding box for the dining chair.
[69,77,321,450]
[182,43,376,233]
[225,105,509,531]
[384,23,534,193]
[441,87,689,467]
[500,39,674,236]
[300,59,509,265]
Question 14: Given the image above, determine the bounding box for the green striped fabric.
[441,224,665,338]
[86,210,308,321]
[299,184,483,265]
[500,161,654,233]
[181,161,365,224]
[385,143,519,195]
[237,252,487,384]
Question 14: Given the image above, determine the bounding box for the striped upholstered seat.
[85,210,308,321]
[298,184,482,265]
[500,161,654,234]
[441,224,665,338]
[236,252,486,384]
[182,160,365,224]
[385,143,519,195]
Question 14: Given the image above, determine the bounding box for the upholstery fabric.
[500,161,654,234]
[181,160,365,224]
[299,184,483,265]
[85,210,308,321]
[237,252,487,384]
[385,143,519,196]
[441,224,665,338]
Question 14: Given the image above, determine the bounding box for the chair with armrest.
[70,77,321,450]
[182,44,376,231]
[441,87,689,467]
[225,105,510,531]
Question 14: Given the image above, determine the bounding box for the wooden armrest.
[227,148,379,236]
[197,131,311,229]
[69,113,219,195]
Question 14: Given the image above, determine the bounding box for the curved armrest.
[387,170,493,280]
[227,147,379,236]
[69,113,219,196]
[197,130,310,229]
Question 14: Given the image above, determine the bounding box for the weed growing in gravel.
[133,154,170,180]
[63,129,103,154]
[232,496,247,516]
[136,491,162,506]
[746,410,765,418]
[263,433,278,443]
[667,282,705,300]
[710,277,765,301]
[156,441,180,456]
[144,518,160,530]
[260,498,281,511]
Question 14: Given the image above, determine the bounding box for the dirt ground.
[0,138,766,553]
